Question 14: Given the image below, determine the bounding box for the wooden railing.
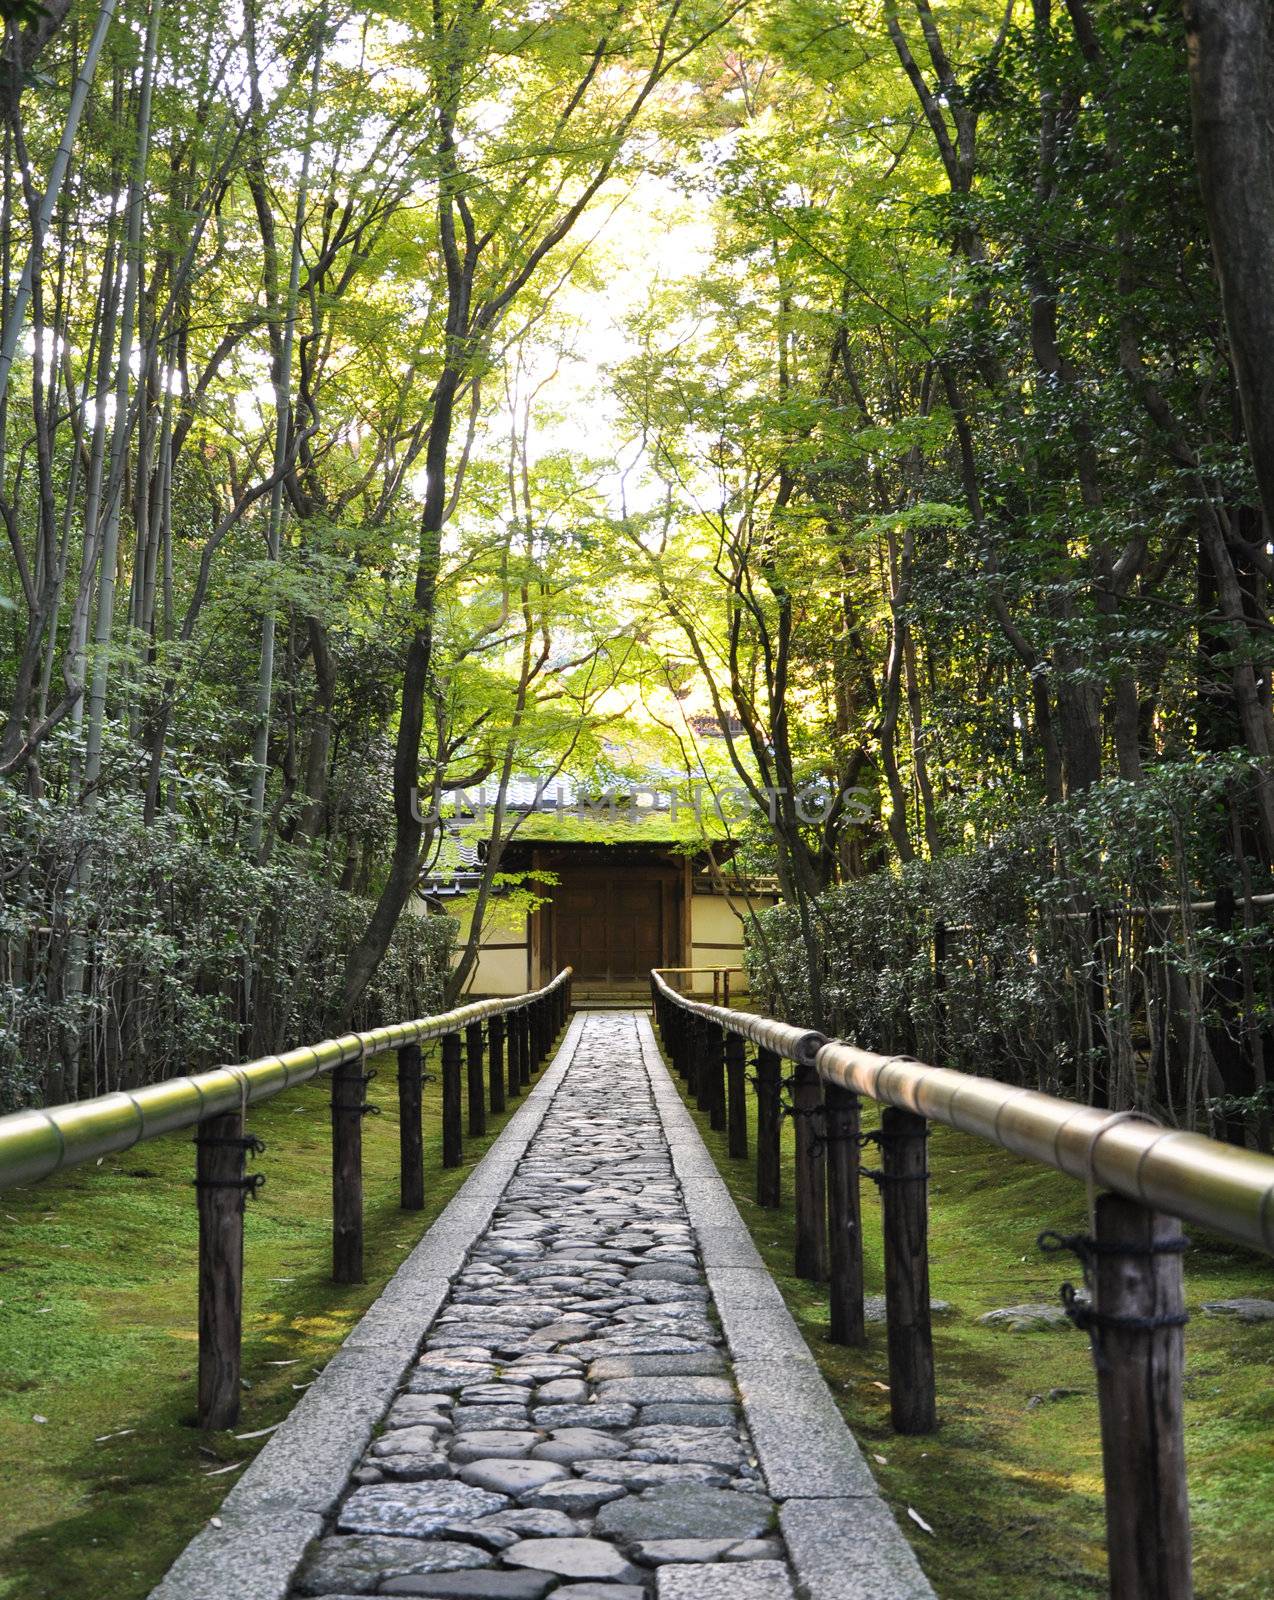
[653,964,746,1005]
[649,969,1274,1600]
[0,969,573,1427]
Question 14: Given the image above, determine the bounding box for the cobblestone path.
[291,1012,797,1600]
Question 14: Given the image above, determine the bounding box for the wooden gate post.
[488,1015,506,1114]
[792,1056,828,1282]
[725,1030,748,1158]
[878,1106,936,1433]
[706,1022,726,1133]
[196,1109,256,1429]
[465,1021,486,1137]
[331,1057,366,1284]
[519,1007,532,1086]
[441,1031,463,1168]
[1090,1194,1192,1600]
[507,1008,523,1099]
[397,1042,424,1210]
[755,1046,782,1208]
[825,1081,865,1345]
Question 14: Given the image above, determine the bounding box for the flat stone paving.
[291,1013,794,1600]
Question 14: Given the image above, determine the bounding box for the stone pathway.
[153,1010,934,1600]
[291,1013,795,1600]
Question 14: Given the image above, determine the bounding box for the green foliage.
[750,754,1273,1132]
[0,781,455,1110]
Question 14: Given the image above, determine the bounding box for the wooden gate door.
[552,874,665,983]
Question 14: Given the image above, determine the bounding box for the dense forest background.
[0,0,1271,1146]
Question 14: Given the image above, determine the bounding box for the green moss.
[0,1042,555,1600]
[663,1049,1274,1600]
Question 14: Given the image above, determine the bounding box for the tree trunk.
[1184,0,1274,535]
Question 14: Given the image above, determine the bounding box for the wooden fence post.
[196,1110,257,1429]
[706,1022,726,1133]
[519,1008,532,1086]
[878,1106,936,1432]
[667,1003,684,1077]
[465,1020,486,1138]
[693,1017,711,1113]
[825,1081,865,1345]
[508,1009,523,1099]
[331,1057,366,1284]
[534,996,547,1065]
[725,1031,748,1158]
[397,1042,424,1210]
[1090,1194,1192,1600]
[792,1056,828,1282]
[488,1015,506,1115]
[441,1031,462,1168]
[755,1046,782,1208]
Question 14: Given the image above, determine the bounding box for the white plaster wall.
[467,945,529,996]
[687,892,777,996]
[434,894,530,997]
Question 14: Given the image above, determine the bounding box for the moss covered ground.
[662,1046,1274,1600]
[3,1017,1269,1600]
[0,1043,552,1600]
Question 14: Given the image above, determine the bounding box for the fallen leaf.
[233,1422,283,1441]
[871,1380,890,1392]
[873,1453,888,1464]
[908,1506,935,1536]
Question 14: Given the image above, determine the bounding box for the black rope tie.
[780,1101,826,1121]
[861,1167,931,1187]
[194,1132,266,1156]
[1038,1229,1189,1261]
[332,1068,381,1116]
[1036,1229,1191,1365]
[811,1130,858,1154]
[192,1128,266,1202]
[1059,1282,1189,1336]
[193,1172,266,1194]
[860,1126,931,1147]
